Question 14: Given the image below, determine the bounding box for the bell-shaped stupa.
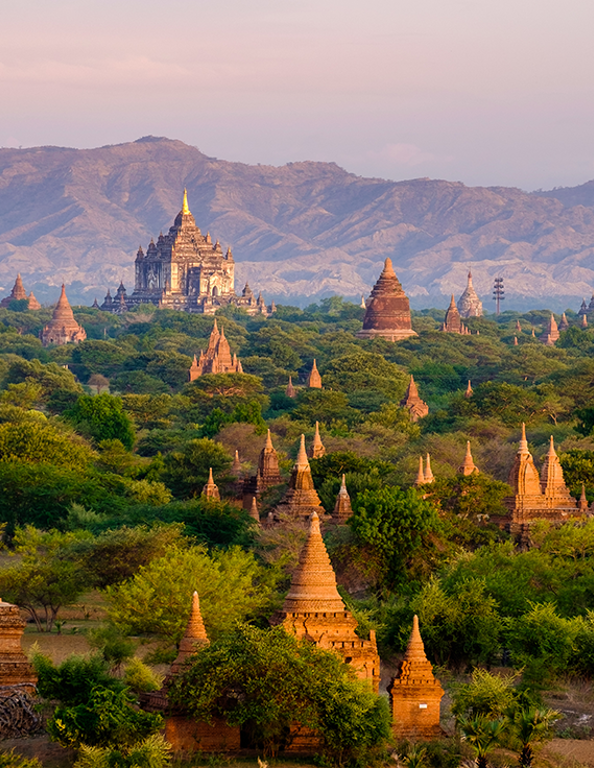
[458,271,483,318]
[357,259,417,341]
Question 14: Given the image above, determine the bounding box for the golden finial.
[182,188,190,215]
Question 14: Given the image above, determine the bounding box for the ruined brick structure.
[242,430,283,510]
[1,275,40,310]
[458,271,483,318]
[388,616,444,739]
[0,600,37,691]
[307,360,322,388]
[102,191,272,316]
[188,321,242,379]
[400,375,429,421]
[356,258,417,341]
[40,285,87,347]
[201,468,220,501]
[274,435,325,519]
[279,512,380,692]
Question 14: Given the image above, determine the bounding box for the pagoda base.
[356,328,418,341]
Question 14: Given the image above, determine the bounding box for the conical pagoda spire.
[380,257,397,279]
[307,359,322,388]
[231,450,242,476]
[282,512,345,613]
[540,435,572,500]
[580,484,589,512]
[399,615,435,681]
[519,422,529,453]
[459,441,478,475]
[424,454,434,483]
[286,376,296,398]
[310,421,326,459]
[182,188,190,215]
[465,380,473,398]
[296,434,309,470]
[583,313,588,328]
[415,456,425,486]
[458,270,483,318]
[201,467,220,500]
[169,591,209,675]
[333,474,353,522]
[559,312,569,331]
[249,496,260,523]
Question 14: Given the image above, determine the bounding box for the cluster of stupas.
[415,441,478,487]
[150,514,443,750]
[40,285,87,347]
[0,275,41,311]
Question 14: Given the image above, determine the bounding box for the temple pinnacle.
[296,434,309,469]
[182,188,190,215]
[519,422,528,452]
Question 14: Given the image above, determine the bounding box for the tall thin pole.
[493,277,505,316]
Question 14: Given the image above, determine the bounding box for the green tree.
[168,624,390,760]
[350,486,442,589]
[0,527,91,631]
[162,438,232,498]
[3,358,82,400]
[0,421,93,469]
[105,545,276,641]
[458,715,506,768]
[509,707,560,768]
[65,394,135,450]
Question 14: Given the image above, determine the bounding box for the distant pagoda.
[458,271,483,318]
[539,314,560,346]
[188,321,242,379]
[1,274,41,311]
[441,295,469,334]
[356,258,417,341]
[400,375,429,422]
[40,285,86,347]
[274,435,325,519]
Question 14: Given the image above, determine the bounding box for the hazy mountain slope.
[0,136,593,308]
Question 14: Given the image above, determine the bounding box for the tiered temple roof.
[274,435,325,519]
[458,271,483,318]
[189,321,242,379]
[388,616,444,739]
[356,258,417,342]
[280,512,380,691]
[40,285,87,347]
[501,425,584,537]
[400,375,429,422]
[441,295,469,334]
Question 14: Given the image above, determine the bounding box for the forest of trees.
[0,298,593,767]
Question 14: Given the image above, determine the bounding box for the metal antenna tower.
[493,277,505,316]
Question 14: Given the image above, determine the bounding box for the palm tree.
[459,714,506,768]
[510,706,560,767]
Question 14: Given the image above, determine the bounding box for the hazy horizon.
[2,0,594,192]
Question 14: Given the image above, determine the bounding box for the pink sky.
[1,0,593,189]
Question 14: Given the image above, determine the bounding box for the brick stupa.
[0,600,37,691]
[307,360,322,388]
[388,615,444,739]
[1,275,41,311]
[309,422,326,459]
[169,591,210,676]
[40,285,87,347]
[458,271,483,318]
[400,375,429,422]
[441,295,469,334]
[539,314,560,346]
[499,426,583,536]
[356,258,417,341]
[459,441,479,475]
[190,321,242,379]
[332,475,353,522]
[201,468,220,500]
[280,512,380,691]
[274,435,325,519]
[243,430,283,510]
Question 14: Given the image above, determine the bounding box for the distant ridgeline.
[97,191,276,317]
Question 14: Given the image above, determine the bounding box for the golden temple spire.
[182,188,190,215]
[519,422,528,453]
[424,453,434,483]
[415,456,425,486]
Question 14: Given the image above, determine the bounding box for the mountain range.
[1,135,594,310]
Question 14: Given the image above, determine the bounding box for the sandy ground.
[543,739,594,766]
